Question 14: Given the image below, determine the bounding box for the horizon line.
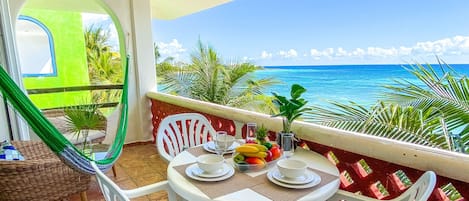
[261,63,469,67]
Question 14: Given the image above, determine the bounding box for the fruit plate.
[229,149,283,172]
[230,157,280,172]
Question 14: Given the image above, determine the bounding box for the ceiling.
[150,0,231,20]
[22,0,232,20]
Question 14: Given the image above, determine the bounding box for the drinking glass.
[281,133,295,158]
[246,123,257,142]
[214,131,229,155]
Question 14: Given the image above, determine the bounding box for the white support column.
[103,0,156,143]
[129,0,157,142]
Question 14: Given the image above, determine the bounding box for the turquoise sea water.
[253,64,469,108]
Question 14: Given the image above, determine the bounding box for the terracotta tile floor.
[68,142,170,201]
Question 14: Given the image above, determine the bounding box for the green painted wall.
[20,8,90,109]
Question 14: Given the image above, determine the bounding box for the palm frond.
[306,101,447,149]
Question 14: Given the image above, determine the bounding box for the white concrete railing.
[147,91,469,183]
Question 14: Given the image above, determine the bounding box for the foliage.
[159,40,279,113]
[272,84,311,133]
[64,103,105,148]
[256,125,268,141]
[83,24,123,105]
[307,59,469,153]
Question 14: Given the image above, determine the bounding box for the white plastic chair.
[90,161,177,201]
[157,113,217,162]
[328,171,436,201]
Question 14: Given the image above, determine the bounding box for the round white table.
[167,147,340,201]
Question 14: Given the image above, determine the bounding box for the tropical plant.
[272,84,311,133]
[255,124,269,143]
[64,103,106,150]
[307,101,445,147]
[84,24,123,106]
[306,59,469,153]
[160,40,278,113]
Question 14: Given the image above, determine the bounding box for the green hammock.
[0,57,129,174]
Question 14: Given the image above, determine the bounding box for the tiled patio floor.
[68,142,170,201]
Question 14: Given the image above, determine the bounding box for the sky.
[151,0,469,66]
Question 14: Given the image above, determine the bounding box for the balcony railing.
[147,91,468,201]
[27,84,123,110]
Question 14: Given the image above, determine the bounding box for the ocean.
[253,64,469,108]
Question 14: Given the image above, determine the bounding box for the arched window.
[16,15,57,77]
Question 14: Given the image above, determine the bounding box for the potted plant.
[64,104,105,152]
[271,84,311,148]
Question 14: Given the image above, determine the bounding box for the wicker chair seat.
[0,141,90,201]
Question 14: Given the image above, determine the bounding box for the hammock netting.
[0,57,129,174]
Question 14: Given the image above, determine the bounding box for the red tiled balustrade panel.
[304,141,469,201]
[150,99,236,143]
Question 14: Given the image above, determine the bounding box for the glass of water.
[280,133,295,158]
[214,131,229,155]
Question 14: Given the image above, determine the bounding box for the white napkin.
[215,188,272,201]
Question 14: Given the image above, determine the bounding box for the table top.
[167,145,340,201]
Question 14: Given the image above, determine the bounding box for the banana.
[235,145,259,153]
[244,143,268,152]
[242,151,267,158]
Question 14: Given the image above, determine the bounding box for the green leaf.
[291,84,306,99]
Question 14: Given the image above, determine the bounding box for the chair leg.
[80,191,88,201]
[112,165,117,177]
[167,187,178,201]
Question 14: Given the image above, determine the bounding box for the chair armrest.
[328,190,377,201]
[123,180,170,198]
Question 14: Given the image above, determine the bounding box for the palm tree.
[83,24,123,105]
[306,59,469,153]
[160,40,278,113]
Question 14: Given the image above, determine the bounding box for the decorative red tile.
[352,159,373,178]
[436,183,465,201]
[340,170,354,188]
[369,180,390,200]
[389,170,412,192]
[326,151,339,165]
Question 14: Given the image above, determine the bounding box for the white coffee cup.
[277,158,307,178]
[197,154,224,173]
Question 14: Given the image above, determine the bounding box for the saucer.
[185,163,235,182]
[267,169,321,189]
[203,141,239,154]
[191,164,230,178]
[272,169,316,185]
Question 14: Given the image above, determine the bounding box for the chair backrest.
[91,161,130,201]
[156,113,217,162]
[392,171,436,201]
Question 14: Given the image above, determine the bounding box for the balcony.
[2,1,468,200]
[143,91,468,201]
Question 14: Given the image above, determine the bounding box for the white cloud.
[261,50,273,59]
[81,13,119,50]
[351,48,365,57]
[367,47,398,57]
[310,48,334,57]
[278,49,298,58]
[335,47,348,57]
[156,39,187,60]
[411,36,469,56]
[81,13,110,26]
[303,35,469,63]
